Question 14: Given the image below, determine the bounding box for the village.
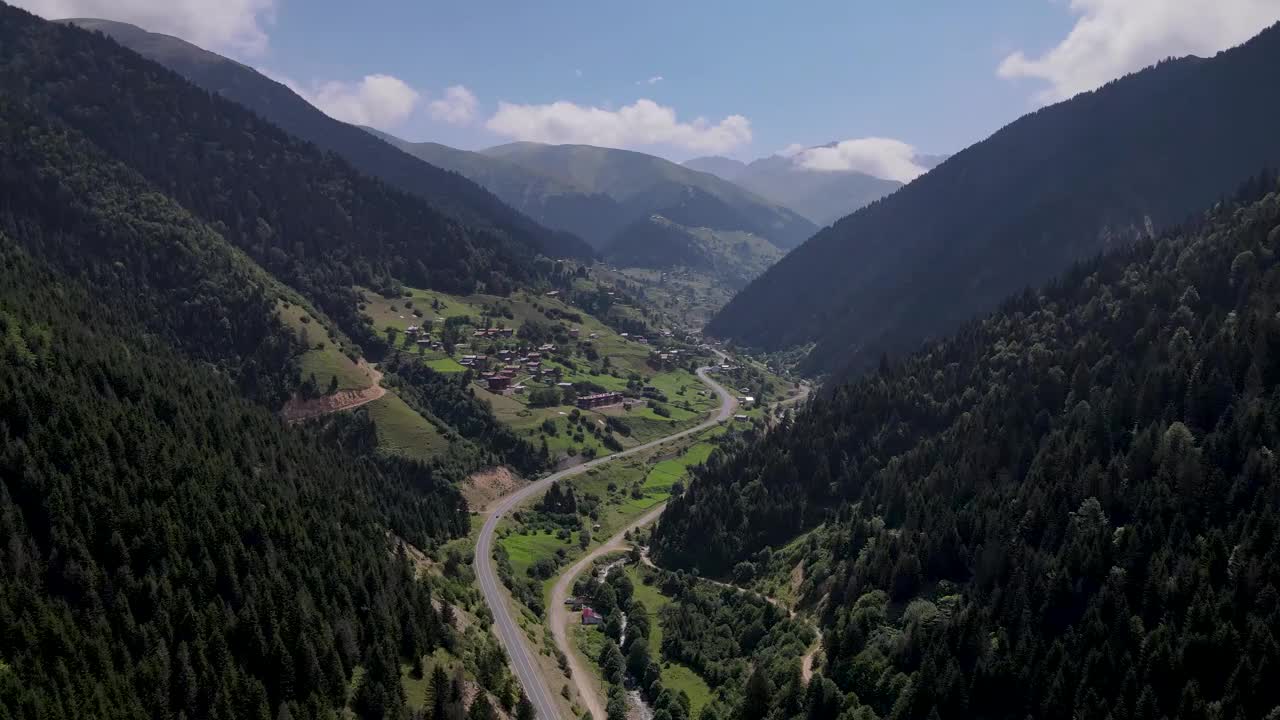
[360,285,775,461]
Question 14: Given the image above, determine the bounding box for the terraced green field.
[277,300,370,390]
[364,393,449,461]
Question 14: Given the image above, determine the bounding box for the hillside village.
[355,278,780,463]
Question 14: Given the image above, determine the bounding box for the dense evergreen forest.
[0,240,469,719]
[655,177,1280,719]
[709,22,1280,376]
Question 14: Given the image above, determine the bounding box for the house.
[581,608,603,625]
[487,376,512,392]
[576,392,624,410]
[565,597,584,610]
[569,328,580,337]
[734,414,749,421]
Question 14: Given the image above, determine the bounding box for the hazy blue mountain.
[682,155,748,181]
[482,142,818,249]
[363,127,628,249]
[733,153,905,226]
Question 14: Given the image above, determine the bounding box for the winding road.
[474,356,738,720]
[549,504,669,720]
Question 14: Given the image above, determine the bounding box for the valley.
[5,5,1280,720]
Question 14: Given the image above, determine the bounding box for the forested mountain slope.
[0,6,554,360]
[61,17,594,260]
[603,215,783,288]
[364,127,627,249]
[483,141,818,250]
[0,237,469,718]
[653,177,1280,719]
[709,22,1280,376]
[0,95,302,406]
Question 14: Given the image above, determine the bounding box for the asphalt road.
[474,356,738,720]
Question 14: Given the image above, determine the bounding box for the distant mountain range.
[362,128,628,250]
[68,16,866,288]
[684,148,948,227]
[708,20,1280,376]
[370,132,818,287]
[61,17,595,260]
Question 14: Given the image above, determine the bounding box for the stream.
[596,560,655,720]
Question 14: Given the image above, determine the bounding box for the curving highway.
[474,357,738,719]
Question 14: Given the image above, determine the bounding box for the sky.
[16,0,1280,175]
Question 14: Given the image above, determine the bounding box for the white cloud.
[792,138,927,183]
[486,98,752,154]
[429,85,478,126]
[280,74,421,130]
[779,143,806,158]
[999,0,1280,103]
[17,0,274,56]
[638,75,664,85]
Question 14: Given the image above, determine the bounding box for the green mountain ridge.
[59,17,594,260]
[363,126,627,248]
[708,22,1280,376]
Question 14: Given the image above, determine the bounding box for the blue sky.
[21,1,1280,165]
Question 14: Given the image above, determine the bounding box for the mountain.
[653,176,1280,720]
[481,141,819,250]
[685,148,950,227]
[602,215,783,288]
[0,9,508,718]
[16,13,558,358]
[363,127,627,248]
[4,6,557,474]
[708,23,1280,376]
[59,17,593,260]
[682,155,748,181]
[732,153,905,227]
